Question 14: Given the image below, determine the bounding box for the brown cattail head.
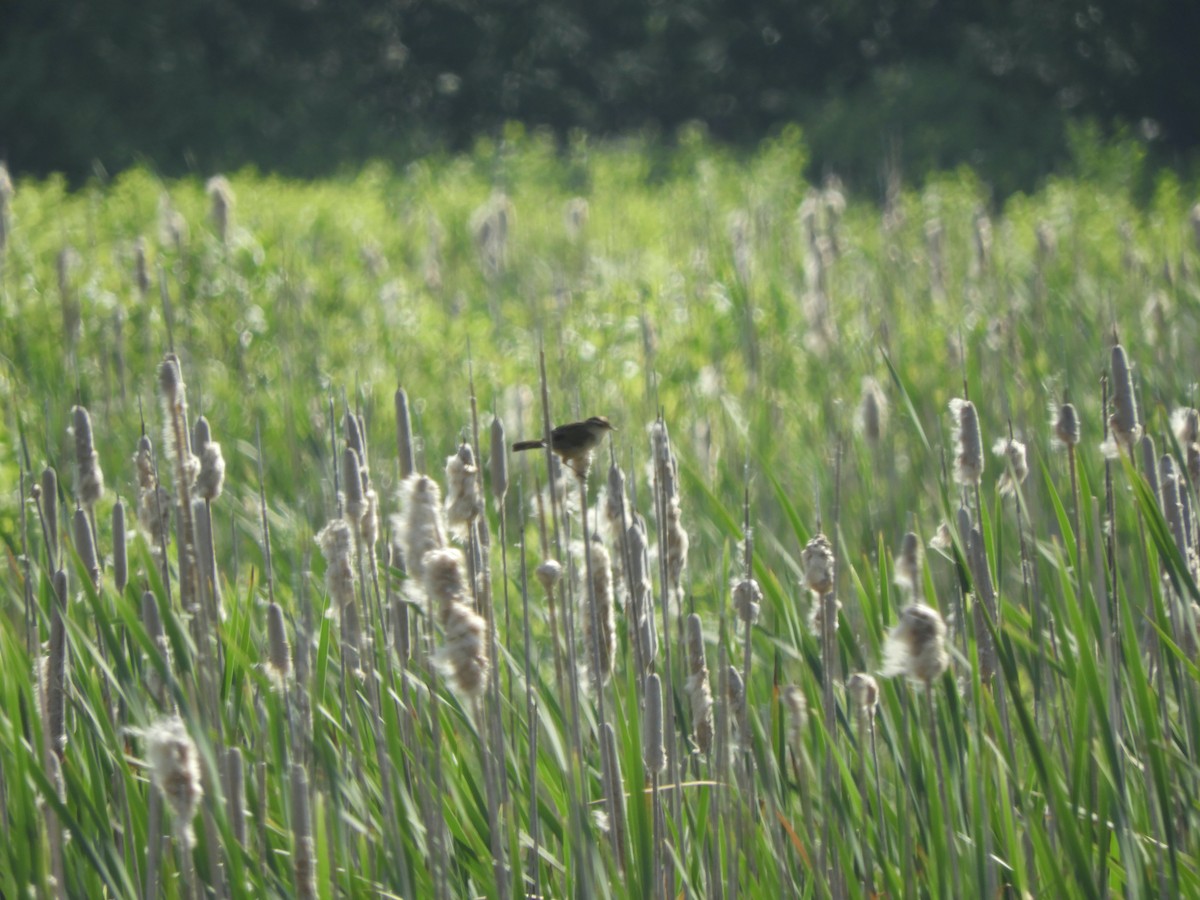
[72,506,100,588]
[225,747,246,846]
[856,376,888,444]
[112,499,128,594]
[134,236,151,297]
[135,435,172,552]
[290,763,318,900]
[1161,455,1188,554]
[437,597,490,697]
[1140,435,1161,504]
[802,533,835,595]
[993,437,1029,496]
[394,474,447,585]
[847,672,879,716]
[490,416,508,502]
[41,467,59,562]
[881,603,949,686]
[72,405,105,507]
[206,175,234,244]
[950,398,984,485]
[664,493,689,597]
[395,387,416,479]
[644,673,666,774]
[1051,402,1080,448]
[141,716,204,846]
[727,664,747,744]
[733,577,762,624]
[445,442,483,538]
[266,601,292,683]
[895,531,923,595]
[685,613,713,754]
[1105,344,1141,453]
[342,446,366,528]
[535,559,563,596]
[192,416,211,456]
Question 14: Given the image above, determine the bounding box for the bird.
[512,416,616,477]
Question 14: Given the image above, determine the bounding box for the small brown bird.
[512,416,616,476]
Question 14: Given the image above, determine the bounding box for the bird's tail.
[511,439,545,452]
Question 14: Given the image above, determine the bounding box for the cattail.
[644,673,665,774]
[72,507,99,588]
[206,175,234,244]
[158,354,197,481]
[360,488,379,549]
[1104,344,1141,454]
[72,405,105,507]
[134,236,150,297]
[41,467,59,562]
[316,519,361,673]
[266,602,291,683]
[535,559,563,596]
[490,416,508,502]
[1172,407,1200,447]
[1161,456,1188,554]
[732,577,762,624]
[993,437,1029,496]
[582,535,617,686]
[424,547,469,616]
[847,672,879,717]
[1051,402,1080,448]
[856,376,888,444]
[142,591,169,702]
[112,499,127,594]
[438,598,490,697]
[664,493,689,597]
[949,398,984,485]
[881,603,949,686]
[195,421,225,502]
[685,614,713,754]
[225,748,246,846]
[445,442,483,539]
[135,436,172,551]
[782,685,807,760]
[45,569,69,758]
[290,763,318,900]
[395,387,416,479]
[341,446,366,526]
[1140,435,1161,504]
[801,533,835,595]
[627,518,658,666]
[727,662,747,741]
[394,474,447,586]
[929,522,954,551]
[895,531,922,595]
[565,197,589,242]
[141,716,204,847]
[600,722,628,858]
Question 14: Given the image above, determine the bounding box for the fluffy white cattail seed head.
[395,474,447,585]
[423,547,469,619]
[993,438,1029,496]
[445,442,483,539]
[949,398,984,486]
[580,536,616,686]
[535,559,563,595]
[140,716,203,846]
[437,598,490,697]
[196,440,225,502]
[847,673,879,716]
[315,519,356,620]
[1172,407,1200,447]
[685,614,713,754]
[802,533,835,595]
[881,604,949,686]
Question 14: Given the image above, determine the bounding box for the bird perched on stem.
[513,416,616,478]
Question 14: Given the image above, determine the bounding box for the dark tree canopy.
[2,0,1196,193]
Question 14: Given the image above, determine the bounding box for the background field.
[2,130,1200,898]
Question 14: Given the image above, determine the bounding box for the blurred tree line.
[2,0,1196,194]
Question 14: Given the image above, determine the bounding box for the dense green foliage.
[2,132,1200,897]
[4,0,1199,194]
